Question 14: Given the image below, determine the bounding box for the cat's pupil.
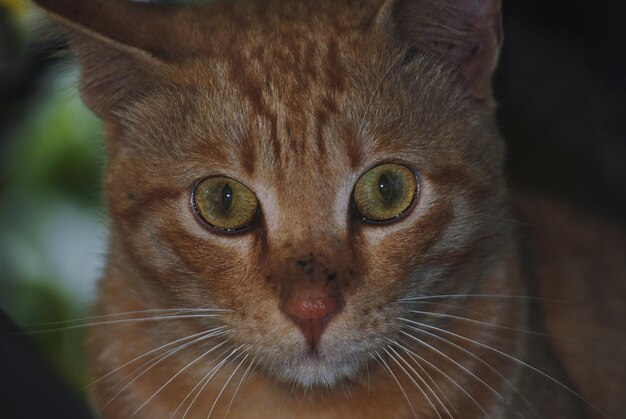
[378,173,392,202]
[221,183,233,211]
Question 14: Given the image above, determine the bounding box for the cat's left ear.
[380,0,503,100]
[31,0,201,60]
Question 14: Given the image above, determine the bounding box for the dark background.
[0,0,624,416]
[495,0,626,221]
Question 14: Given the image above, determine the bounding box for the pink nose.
[281,296,341,349]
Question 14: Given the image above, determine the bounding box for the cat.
[32,0,625,418]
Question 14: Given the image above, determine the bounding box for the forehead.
[119,0,471,191]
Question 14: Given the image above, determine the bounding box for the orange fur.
[32,0,625,417]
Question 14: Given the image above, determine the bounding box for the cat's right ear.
[31,0,202,118]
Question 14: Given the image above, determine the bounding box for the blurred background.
[0,0,624,410]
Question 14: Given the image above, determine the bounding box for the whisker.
[388,340,457,418]
[372,351,417,419]
[182,345,245,419]
[130,331,231,416]
[106,330,229,411]
[170,345,233,419]
[398,327,511,410]
[366,361,371,397]
[86,326,227,393]
[274,359,295,419]
[242,355,261,394]
[339,376,355,400]
[207,351,250,419]
[405,324,538,418]
[24,308,231,327]
[223,356,257,419]
[385,345,447,419]
[406,309,579,340]
[289,371,301,401]
[405,300,491,319]
[398,294,567,304]
[24,314,224,334]
[406,307,624,343]
[399,318,609,417]
[393,336,492,419]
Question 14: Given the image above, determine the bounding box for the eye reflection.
[378,173,391,201]
[221,183,233,211]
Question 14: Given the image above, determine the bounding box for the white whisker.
[25,314,224,334]
[373,351,417,419]
[25,308,231,327]
[388,341,457,418]
[87,326,226,392]
[224,356,257,419]
[130,331,231,416]
[406,323,538,418]
[170,345,233,419]
[406,309,574,339]
[366,361,371,397]
[392,335,492,419]
[208,352,250,418]
[385,345,446,419]
[105,329,228,410]
[182,345,245,419]
[406,300,490,319]
[398,294,566,304]
[400,318,609,417]
[399,327,510,413]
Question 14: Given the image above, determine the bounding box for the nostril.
[280,296,341,349]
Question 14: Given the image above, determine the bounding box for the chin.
[260,331,377,389]
[270,348,364,389]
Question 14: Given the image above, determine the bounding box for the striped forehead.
[195,33,367,181]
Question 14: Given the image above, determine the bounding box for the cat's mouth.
[269,346,365,388]
[252,319,385,389]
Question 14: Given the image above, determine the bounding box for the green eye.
[193,177,258,231]
[353,163,417,222]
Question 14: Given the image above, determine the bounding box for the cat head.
[35,0,507,388]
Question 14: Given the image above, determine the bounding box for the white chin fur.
[273,352,362,388]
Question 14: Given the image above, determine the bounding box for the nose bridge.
[286,199,336,239]
[272,208,345,260]
[273,165,342,235]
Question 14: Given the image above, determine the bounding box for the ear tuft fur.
[31,0,205,118]
[31,0,202,61]
[391,0,502,99]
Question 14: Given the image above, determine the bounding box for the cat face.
[36,0,506,389]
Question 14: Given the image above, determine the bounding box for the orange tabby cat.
[33,0,625,418]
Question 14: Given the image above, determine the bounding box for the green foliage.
[1,2,104,391]
[5,81,104,207]
[0,80,103,389]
